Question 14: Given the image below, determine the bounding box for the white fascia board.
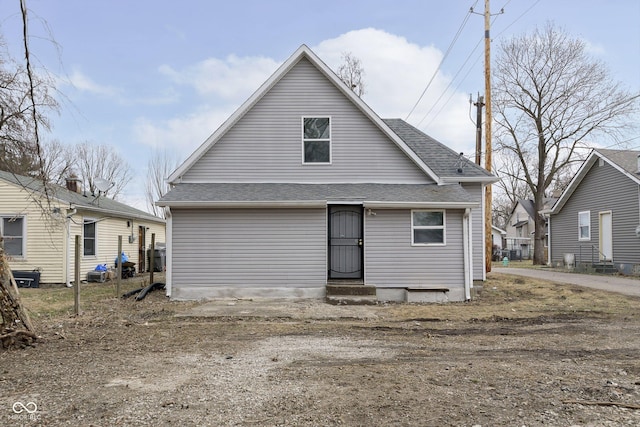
[79,205,166,223]
[441,175,500,184]
[156,200,327,208]
[549,150,598,215]
[363,201,479,209]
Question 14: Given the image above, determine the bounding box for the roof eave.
[441,175,499,184]
[79,205,165,223]
[156,200,327,208]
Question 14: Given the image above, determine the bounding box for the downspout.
[165,208,172,298]
[547,215,552,266]
[65,206,77,287]
[463,208,471,301]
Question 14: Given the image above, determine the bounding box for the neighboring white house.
[158,45,497,303]
[0,170,165,285]
[505,198,556,260]
[492,225,506,253]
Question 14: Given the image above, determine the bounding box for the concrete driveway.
[492,267,640,297]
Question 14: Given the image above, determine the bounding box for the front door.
[599,211,613,261]
[328,205,363,279]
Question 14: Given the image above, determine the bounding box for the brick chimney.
[65,174,82,193]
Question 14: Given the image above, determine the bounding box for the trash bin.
[13,270,41,288]
[563,253,575,269]
[147,245,166,272]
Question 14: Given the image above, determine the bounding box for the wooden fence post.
[117,236,122,298]
[74,235,80,315]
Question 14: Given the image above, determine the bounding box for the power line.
[418,0,541,129]
[404,2,478,121]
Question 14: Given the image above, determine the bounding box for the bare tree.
[75,142,133,199]
[493,23,639,265]
[0,40,58,177]
[145,149,180,218]
[40,139,74,185]
[336,52,365,97]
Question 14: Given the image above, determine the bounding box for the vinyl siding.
[170,208,327,290]
[183,57,431,184]
[461,182,484,280]
[550,160,640,265]
[364,209,464,288]
[1,180,66,283]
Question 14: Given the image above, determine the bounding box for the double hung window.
[303,117,331,163]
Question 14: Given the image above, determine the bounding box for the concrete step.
[326,284,377,296]
[325,294,378,305]
[593,263,617,274]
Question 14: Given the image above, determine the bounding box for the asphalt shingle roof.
[0,170,163,223]
[597,148,640,176]
[157,183,477,206]
[383,119,494,179]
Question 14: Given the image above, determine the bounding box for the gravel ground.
[2,273,640,426]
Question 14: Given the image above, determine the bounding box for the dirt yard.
[2,273,640,426]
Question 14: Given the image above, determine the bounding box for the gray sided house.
[548,149,640,275]
[157,45,497,303]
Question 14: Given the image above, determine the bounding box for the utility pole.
[483,0,494,274]
[473,94,484,165]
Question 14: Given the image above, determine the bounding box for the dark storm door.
[329,205,363,279]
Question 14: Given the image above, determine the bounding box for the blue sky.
[1,0,639,211]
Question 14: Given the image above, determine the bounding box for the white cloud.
[159,54,279,101]
[133,106,235,153]
[66,68,121,97]
[584,39,606,56]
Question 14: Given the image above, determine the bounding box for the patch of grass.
[18,274,164,320]
[385,273,640,322]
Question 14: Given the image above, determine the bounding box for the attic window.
[302,117,331,164]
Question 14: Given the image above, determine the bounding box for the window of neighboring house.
[578,211,590,241]
[83,219,97,257]
[302,117,331,163]
[1,216,25,257]
[412,210,445,245]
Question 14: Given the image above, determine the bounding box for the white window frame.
[83,218,97,257]
[302,116,332,164]
[1,215,26,259]
[411,210,446,246]
[578,211,590,241]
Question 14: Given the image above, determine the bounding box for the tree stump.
[0,244,35,349]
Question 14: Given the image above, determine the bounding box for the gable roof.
[0,170,164,223]
[168,45,496,186]
[549,148,640,215]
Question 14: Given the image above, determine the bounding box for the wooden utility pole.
[484,0,493,273]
